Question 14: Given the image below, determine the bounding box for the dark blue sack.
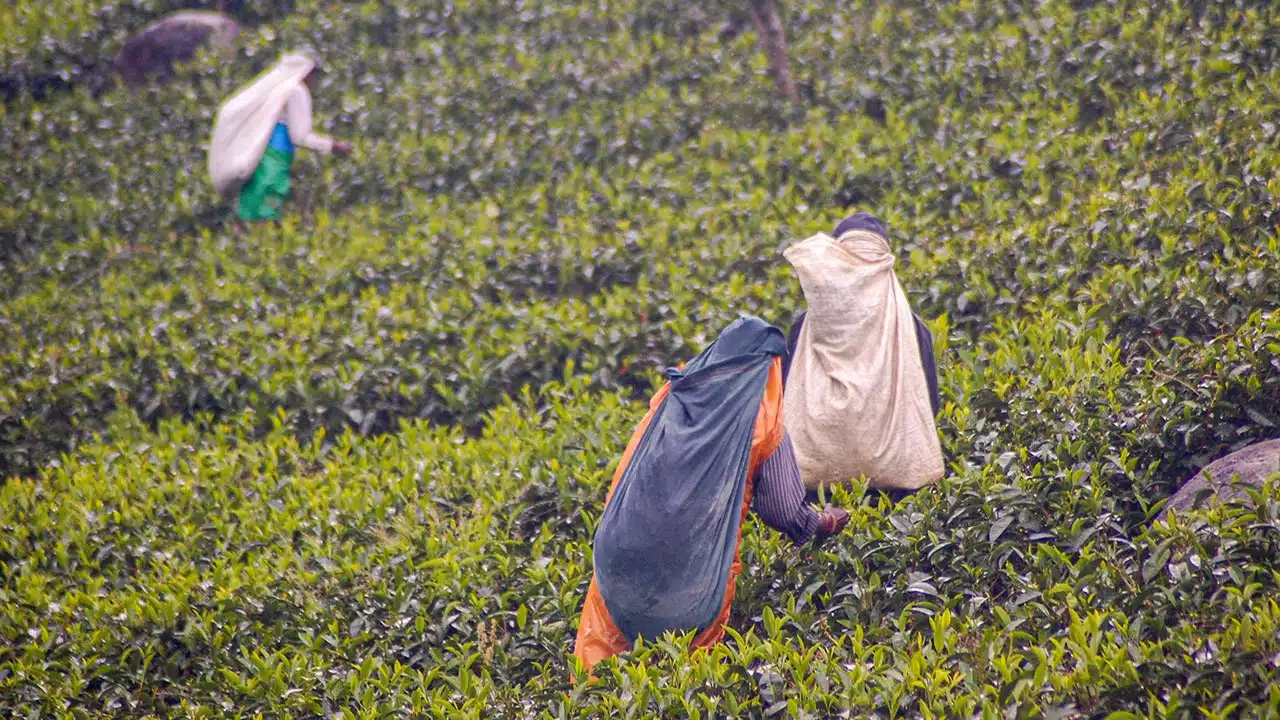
[593,316,787,641]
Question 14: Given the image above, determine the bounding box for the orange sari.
[573,358,785,670]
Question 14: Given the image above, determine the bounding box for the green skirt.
[237,147,294,221]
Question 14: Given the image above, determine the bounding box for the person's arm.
[912,312,940,416]
[285,84,335,154]
[782,310,806,388]
[752,432,824,544]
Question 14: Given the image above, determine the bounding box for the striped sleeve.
[752,431,822,545]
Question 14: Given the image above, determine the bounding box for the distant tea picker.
[208,53,351,224]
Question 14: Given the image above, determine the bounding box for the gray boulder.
[1158,439,1280,520]
[114,11,240,85]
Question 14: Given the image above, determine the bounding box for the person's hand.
[814,506,851,541]
[332,140,353,157]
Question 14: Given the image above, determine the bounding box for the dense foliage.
[0,0,293,99]
[3,0,1279,716]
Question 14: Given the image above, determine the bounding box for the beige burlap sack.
[782,230,943,491]
[208,54,314,198]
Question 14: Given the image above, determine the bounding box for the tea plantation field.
[3,0,1280,716]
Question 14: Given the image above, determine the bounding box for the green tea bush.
[3,0,1279,716]
[3,382,1278,717]
[0,0,296,99]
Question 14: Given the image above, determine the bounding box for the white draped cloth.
[208,54,331,198]
[782,230,944,491]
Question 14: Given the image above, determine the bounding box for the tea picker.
[781,212,944,497]
[208,52,352,225]
[574,317,851,672]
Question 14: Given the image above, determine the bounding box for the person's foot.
[814,506,851,541]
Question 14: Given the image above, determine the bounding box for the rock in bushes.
[1158,439,1280,520]
[114,11,240,85]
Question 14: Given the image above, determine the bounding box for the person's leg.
[912,312,940,417]
[237,149,292,222]
[572,576,632,675]
[257,148,293,220]
[237,163,270,221]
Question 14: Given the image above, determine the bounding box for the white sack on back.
[208,54,314,198]
[782,230,944,491]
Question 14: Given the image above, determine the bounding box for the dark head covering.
[833,212,888,240]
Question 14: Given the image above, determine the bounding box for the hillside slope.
[2,0,1279,716]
